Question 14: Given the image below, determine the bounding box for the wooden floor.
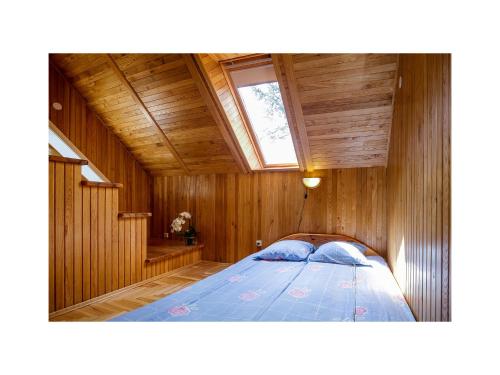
[49,261,230,322]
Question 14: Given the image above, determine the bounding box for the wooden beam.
[278,55,314,172]
[184,54,250,174]
[272,54,305,171]
[105,54,190,174]
[385,53,400,167]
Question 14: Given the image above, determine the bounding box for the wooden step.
[145,239,204,264]
[49,155,88,165]
[81,180,123,188]
[118,212,152,218]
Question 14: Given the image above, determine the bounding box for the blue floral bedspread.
[110,254,415,322]
[259,257,415,321]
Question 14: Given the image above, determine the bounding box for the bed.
[110,234,415,322]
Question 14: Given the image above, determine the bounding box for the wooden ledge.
[81,180,123,188]
[49,155,88,165]
[118,212,152,218]
[145,239,204,264]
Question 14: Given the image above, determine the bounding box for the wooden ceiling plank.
[278,54,314,172]
[304,105,392,120]
[184,54,250,174]
[294,55,398,79]
[295,63,397,84]
[105,54,190,174]
[292,53,396,70]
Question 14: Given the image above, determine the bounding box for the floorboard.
[50,261,230,322]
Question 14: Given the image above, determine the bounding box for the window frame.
[222,57,299,170]
[49,120,109,182]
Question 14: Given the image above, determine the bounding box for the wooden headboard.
[277,233,380,257]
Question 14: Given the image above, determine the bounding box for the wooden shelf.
[81,180,123,188]
[118,212,152,218]
[49,155,88,165]
[145,239,204,264]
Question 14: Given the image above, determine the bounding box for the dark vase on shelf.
[184,226,196,246]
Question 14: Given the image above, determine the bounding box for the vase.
[184,226,196,246]
[184,236,195,246]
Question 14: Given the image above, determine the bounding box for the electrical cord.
[296,187,308,232]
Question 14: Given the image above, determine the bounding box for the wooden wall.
[386,54,451,321]
[49,61,151,213]
[49,157,199,313]
[151,167,386,262]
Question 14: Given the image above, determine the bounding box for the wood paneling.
[52,53,400,174]
[49,61,151,213]
[386,54,451,322]
[151,168,387,262]
[49,54,183,175]
[279,54,398,169]
[49,158,122,311]
[105,54,190,174]
[49,157,200,313]
[184,54,249,173]
[51,54,242,175]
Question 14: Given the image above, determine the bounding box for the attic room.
[47,52,450,322]
[6,1,500,375]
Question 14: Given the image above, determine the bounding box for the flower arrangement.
[170,211,197,245]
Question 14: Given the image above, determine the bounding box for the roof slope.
[51,53,398,174]
[278,54,398,169]
[51,53,242,175]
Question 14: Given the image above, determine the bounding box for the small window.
[49,122,106,182]
[226,60,298,168]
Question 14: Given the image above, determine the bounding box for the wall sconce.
[302,177,321,189]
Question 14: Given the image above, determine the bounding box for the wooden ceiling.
[50,53,398,175]
[276,54,398,170]
[50,54,245,175]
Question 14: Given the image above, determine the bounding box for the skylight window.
[49,122,105,182]
[238,82,297,165]
[227,60,298,168]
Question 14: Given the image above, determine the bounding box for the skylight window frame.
[49,120,109,183]
[222,57,300,170]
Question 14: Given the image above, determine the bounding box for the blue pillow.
[255,240,315,261]
[346,241,369,254]
[308,241,370,266]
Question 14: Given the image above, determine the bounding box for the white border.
[1,1,500,374]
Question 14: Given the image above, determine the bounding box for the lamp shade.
[302,177,321,189]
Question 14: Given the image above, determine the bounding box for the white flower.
[171,217,184,232]
[170,212,192,233]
